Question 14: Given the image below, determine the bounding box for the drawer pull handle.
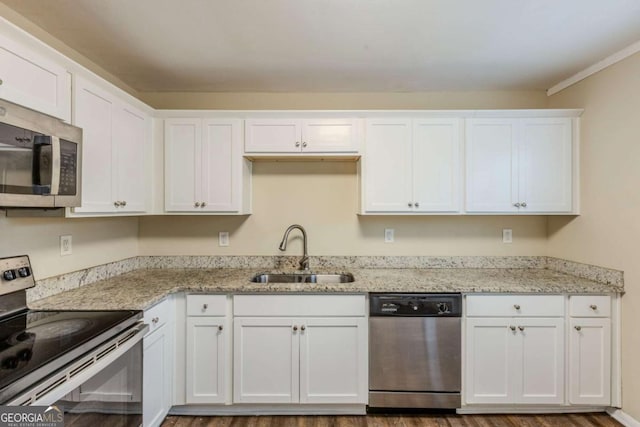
[509,325,516,331]
[518,326,525,331]
[575,325,582,331]
[152,317,159,324]
[590,304,598,310]
[513,304,521,310]
[203,304,208,310]
[218,325,223,331]
[293,325,298,331]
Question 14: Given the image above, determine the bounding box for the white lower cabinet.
[184,295,229,404]
[569,295,612,406]
[465,317,564,405]
[465,294,565,406]
[143,299,174,427]
[233,295,367,405]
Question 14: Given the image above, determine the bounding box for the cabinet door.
[73,76,116,213]
[233,318,299,403]
[301,119,359,153]
[519,118,573,213]
[363,119,413,212]
[515,318,565,404]
[201,119,241,212]
[165,119,200,212]
[0,33,70,121]
[143,325,170,427]
[465,119,519,212]
[569,318,611,405]
[185,317,227,404]
[299,317,367,404]
[412,119,462,212]
[244,119,301,153]
[114,104,147,213]
[465,318,514,404]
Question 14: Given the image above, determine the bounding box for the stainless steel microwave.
[0,99,81,208]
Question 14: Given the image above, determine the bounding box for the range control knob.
[17,267,30,278]
[2,357,18,369]
[436,302,450,314]
[2,270,16,281]
[17,349,32,362]
[408,302,420,312]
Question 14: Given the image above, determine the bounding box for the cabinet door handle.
[295,141,301,147]
[414,202,420,208]
[302,142,307,148]
[201,202,206,208]
[122,201,127,207]
[203,304,208,310]
[408,202,413,208]
[518,326,525,331]
[218,325,223,331]
[521,202,527,208]
[509,325,516,331]
[293,325,298,331]
[114,201,119,207]
[152,317,159,324]
[195,202,201,208]
[513,203,521,208]
[0,78,3,85]
[590,304,598,310]
[513,304,521,310]
[575,325,582,331]
[301,325,306,331]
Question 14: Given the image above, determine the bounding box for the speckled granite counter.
[29,267,623,311]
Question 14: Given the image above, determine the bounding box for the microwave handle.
[50,136,60,195]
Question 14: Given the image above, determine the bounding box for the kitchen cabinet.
[465,117,573,213]
[72,74,149,214]
[165,118,251,213]
[244,118,360,154]
[361,118,462,213]
[569,295,612,405]
[233,295,367,405]
[465,295,565,405]
[143,298,173,427]
[185,295,229,404]
[0,32,71,121]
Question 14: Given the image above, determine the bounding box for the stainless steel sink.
[250,273,355,284]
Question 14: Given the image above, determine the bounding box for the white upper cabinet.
[244,118,360,154]
[72,75,149,215]
[165,118,251,214]
[466,117,574,214]
[0,33,71,121]
[362,118,462,213]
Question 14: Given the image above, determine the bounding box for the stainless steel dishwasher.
[368,293,462,410]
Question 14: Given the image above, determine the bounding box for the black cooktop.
[0,309,141,404]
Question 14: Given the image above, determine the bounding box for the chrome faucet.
[278,224,309,271]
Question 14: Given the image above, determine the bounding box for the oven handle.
[8,321,149,406]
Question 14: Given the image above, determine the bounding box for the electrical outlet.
[60,235,72,255]
[502,229,513,244]
[384,228,394,243]
[218,231,229,247]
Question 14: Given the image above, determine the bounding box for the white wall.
[547,52,640,420]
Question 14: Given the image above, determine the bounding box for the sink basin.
[250,273,355,284]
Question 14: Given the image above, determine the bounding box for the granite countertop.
[28,267,623,311]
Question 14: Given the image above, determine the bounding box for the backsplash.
[26,255,624,303]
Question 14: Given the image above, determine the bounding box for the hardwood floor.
[162,413,622,427]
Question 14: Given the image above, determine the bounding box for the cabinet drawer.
[144,298,171,335]
[234,294,366,317]
[570,295,611,318]
[466,294,564,317]
[187,294,226,316]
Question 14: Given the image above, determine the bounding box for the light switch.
[219,232,229,247]
[384,228,394,243]
[502,229,513,244]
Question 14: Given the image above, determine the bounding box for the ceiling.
[3,0,640,93]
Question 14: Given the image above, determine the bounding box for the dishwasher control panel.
[370,293,462,317]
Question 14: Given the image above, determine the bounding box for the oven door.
[9,323,147,427]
